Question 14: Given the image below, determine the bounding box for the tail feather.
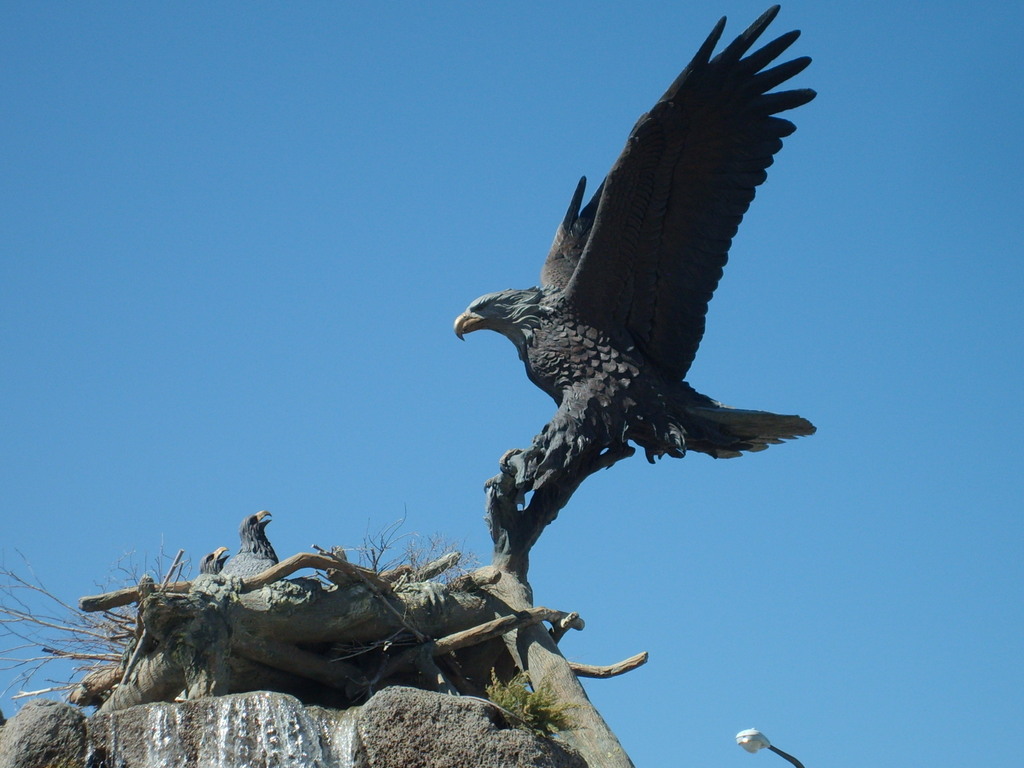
[686,404,815,458]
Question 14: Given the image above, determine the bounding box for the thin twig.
[12,684,75,699]
[159,549,185,590]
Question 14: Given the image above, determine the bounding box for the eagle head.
[454,287,550,355]
[239,509,272,538]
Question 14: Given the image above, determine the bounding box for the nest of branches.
[2,543,644,719]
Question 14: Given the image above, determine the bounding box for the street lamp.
[735,729,806,768]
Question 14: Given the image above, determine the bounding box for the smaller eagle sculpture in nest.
[221,510,279,577]
[455,7,815,491]
[199,546,229,576]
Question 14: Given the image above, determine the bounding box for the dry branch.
[413,552,462,581]
[569,652,648,679]
[79,552,392,613]
[1,562,137,701]
[434,607,582,656]
[69,664,122,706]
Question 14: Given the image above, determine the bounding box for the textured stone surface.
[358,686,586,768]
[0,688,584,768]
[0,698,87,768]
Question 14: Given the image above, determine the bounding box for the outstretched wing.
[561,5,815,379]
[540,176,601,289]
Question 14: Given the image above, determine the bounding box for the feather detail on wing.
[561,5,815,379]
[540,176,601,289]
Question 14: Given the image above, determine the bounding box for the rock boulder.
[0,688,585,768]
[0,698,87,768]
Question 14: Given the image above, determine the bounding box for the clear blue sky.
[2,2,1021,766]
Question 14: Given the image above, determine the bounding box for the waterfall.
[88,691,363,768]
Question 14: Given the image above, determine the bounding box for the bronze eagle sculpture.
[455,6,815,490]
[221,510,279,577]
[199,546,229,576]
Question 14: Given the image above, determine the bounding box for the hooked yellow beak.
[454,312,485,340]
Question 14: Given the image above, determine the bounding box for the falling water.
[89,692,363,768]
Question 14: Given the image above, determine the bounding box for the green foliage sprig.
[485,670,576,737]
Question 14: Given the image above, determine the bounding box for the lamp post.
[735,729,806,768]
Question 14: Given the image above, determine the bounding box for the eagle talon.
[498,448,523,475]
